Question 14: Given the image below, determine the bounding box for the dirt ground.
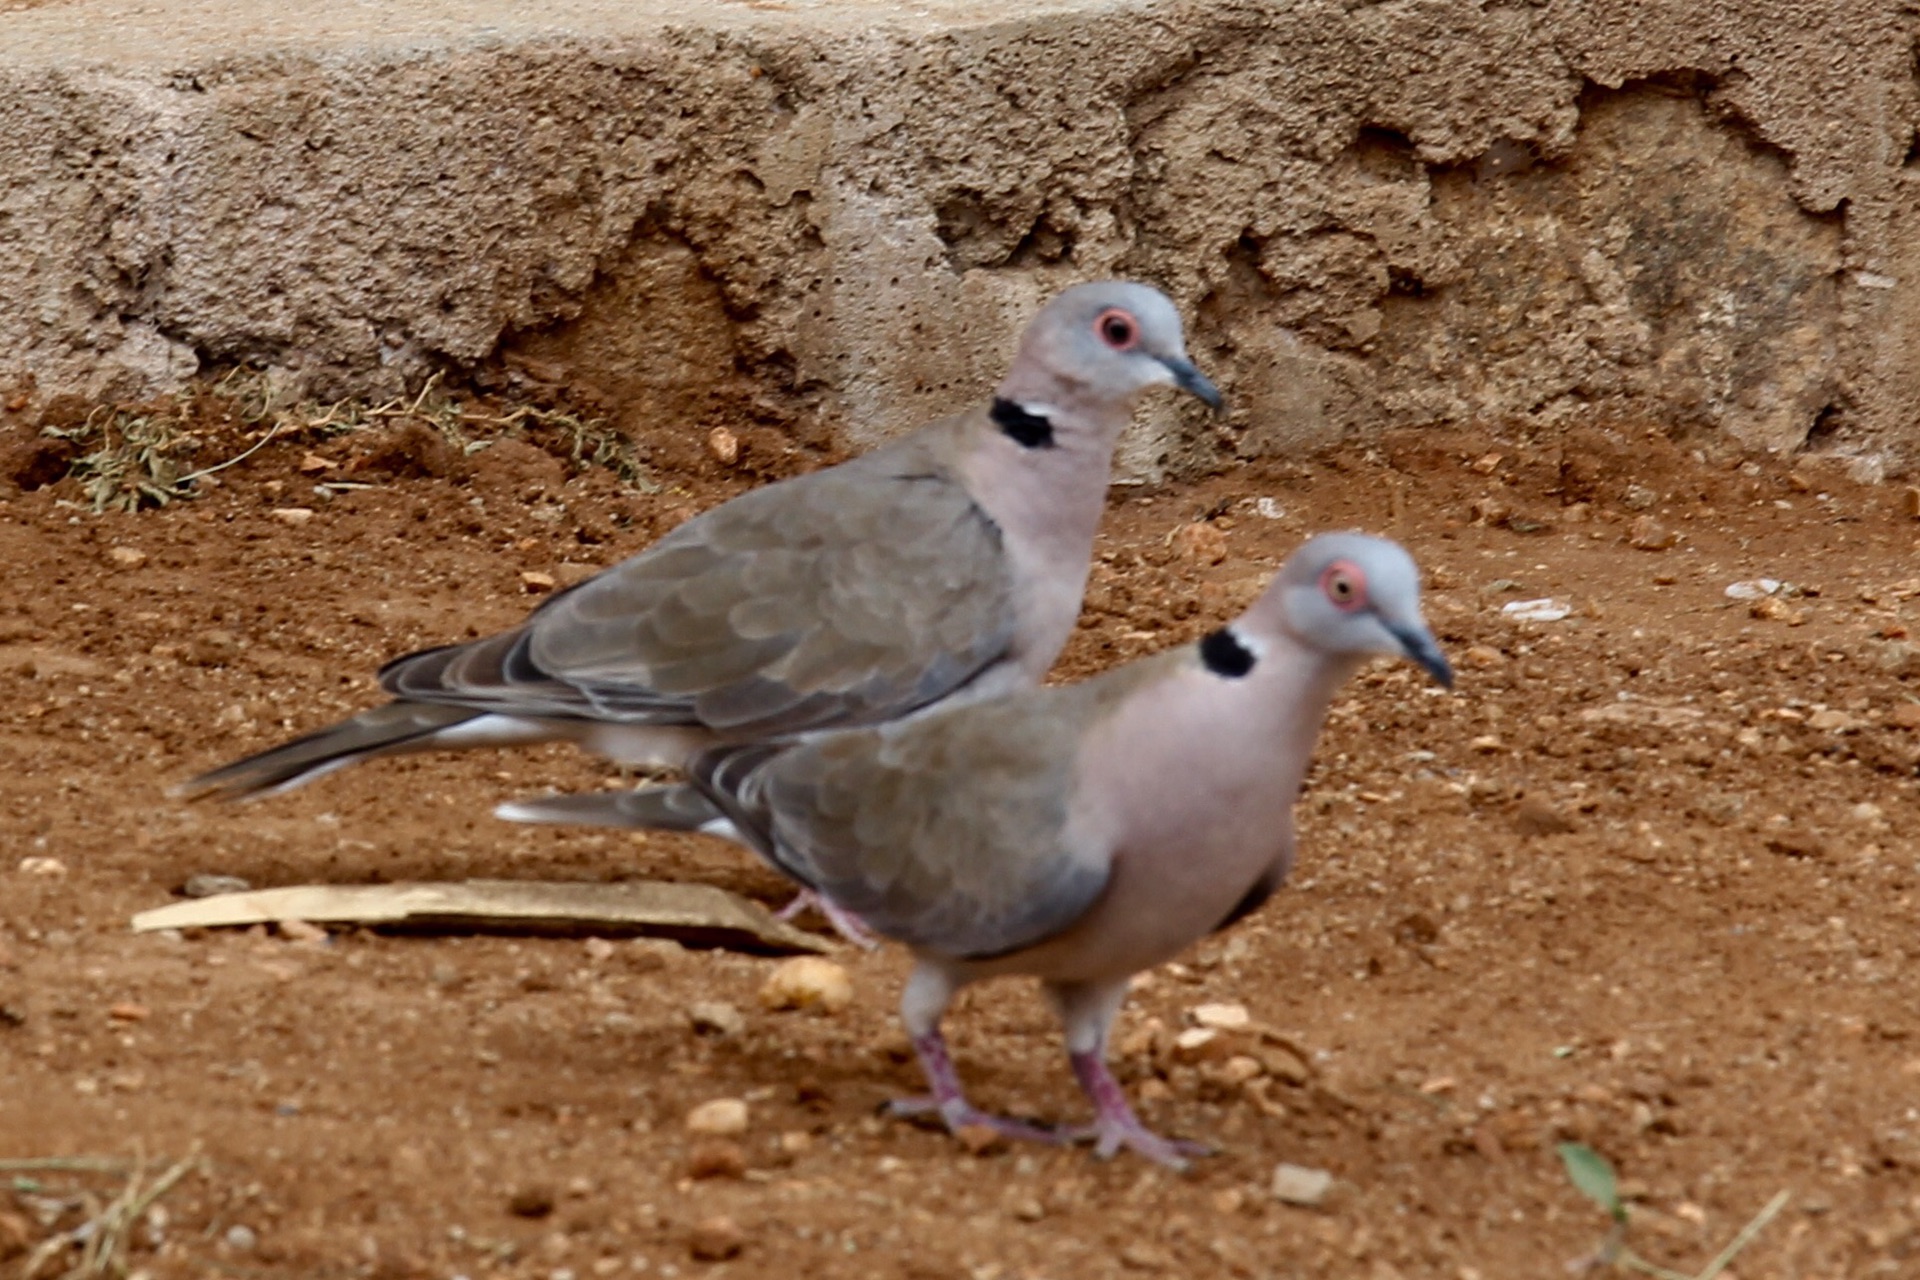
[3,401,1919,1280]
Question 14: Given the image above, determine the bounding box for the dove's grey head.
[1000,281,1223,415]
[1250,531,1452,687]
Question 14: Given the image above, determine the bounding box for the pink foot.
[775,888,879,949]
[1066,1050,1212,1171]
[893,1030,1065,1147]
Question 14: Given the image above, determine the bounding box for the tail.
[494,784,733,836]
[173,702,495,802]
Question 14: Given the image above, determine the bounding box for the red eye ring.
[1320,561,1367,612]
[1096,308,1138,350]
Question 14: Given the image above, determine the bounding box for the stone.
[687,1216,744,1262]
[277,919,327,943]
[1214,1055,1265,1086]
[179,873,251,898]
[1462,644,1506,669]
[1626,516,1678,550]
[1270,1163,1334,1207]
[1172,521,1228,566]
[686,1140,748,1180]
[687,1001,746,1037]
[757,956,852,1014]
[520,570,558,592]
[106,545,147,569]
[954,1124,1010,1157]
[269,507,315,526]
[508,1186,556,1219]
[17,856,66,877]
[1512,796,1577,837]
[1189,1002,1251,1030]
[706,427,739,465]
[684,1098,749,1137]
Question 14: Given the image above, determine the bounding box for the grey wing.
[380,439,1015,736]
[696,691,1113,960]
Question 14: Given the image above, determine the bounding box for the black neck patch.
[1199,627,1256,678]
[991,398,1055,449]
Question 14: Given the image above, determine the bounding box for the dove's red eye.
[1321,561,1367,612]
[1096,309,1138,350]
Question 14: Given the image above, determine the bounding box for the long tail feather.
[172,702,488,802]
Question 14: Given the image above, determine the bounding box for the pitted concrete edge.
[0,0,1913,477]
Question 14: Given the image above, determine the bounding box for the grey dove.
[176,284,1223,912]
[689,532,1451,1168]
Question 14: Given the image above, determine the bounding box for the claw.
[897,1029,1066,1150]
[1067,1050,1210,1171]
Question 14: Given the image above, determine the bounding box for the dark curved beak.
[1389,623,1453,689]
[1160,356,1225,416]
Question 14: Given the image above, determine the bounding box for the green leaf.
[1557,1143,1621,1217]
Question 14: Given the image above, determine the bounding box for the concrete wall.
[0,0,1913,478]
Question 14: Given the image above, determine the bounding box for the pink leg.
[887,1030,1066,1146]
[774,889,879,949]
[1065,1051,1212,1170]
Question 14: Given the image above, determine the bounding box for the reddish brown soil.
[3,412,1919,1279]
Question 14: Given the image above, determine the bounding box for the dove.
[175,283,1223,858]
[689,532,1451,1168]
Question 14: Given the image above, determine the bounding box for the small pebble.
[954,1124,1010,1157]
[1189,1002,1250,1031]
[1461,644,1505,669]
[1512,797,1577,837]
[108,1002,150,1022]
[17,856,67,878]
[223,1224,257,1252]
[688,1001,745,1037]
[277,919,327,943]
[521,571,557,593]
[179,873,251,898]
[686,1140,748,1180]
[269,507,315,526]
[687,1215,744,1262]
[1501,598,1570,623]
[106,546,147,569]
[1172,522,1228,566]
[1216,1055,1264,1086]
[1626,515,1677,550]
[1270,1162,1334,1206]
[1171,1027,1224,1062]
[685,1098,750,1137]
[508,1187,556,1218]
[758,956,852,1014]
[706,427,740,465]
[583,937,615,963]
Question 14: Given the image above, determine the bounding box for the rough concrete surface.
[0,0,1915,476]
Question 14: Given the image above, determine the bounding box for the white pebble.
[1189,1002,1251,1030]
[684,1098,749,1137]
[1270,1163,1334,1206]
[1501,598,1571,623]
